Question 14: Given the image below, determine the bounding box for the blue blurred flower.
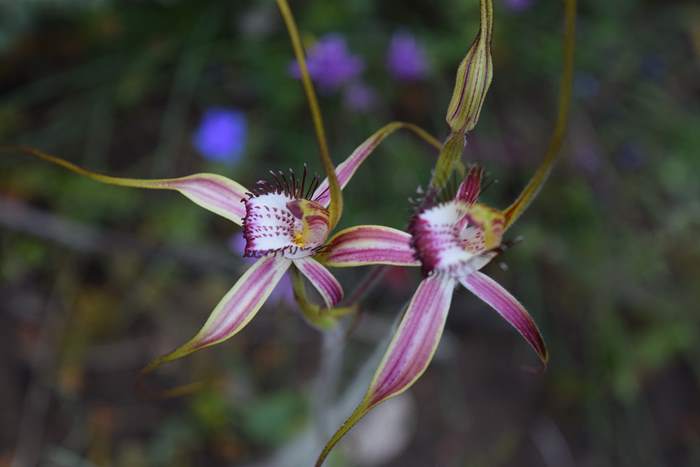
[193,108,247,164]
[343,82,377,113]
[289,34,364,92]
[387,31,428,81]
[503,0,535,12]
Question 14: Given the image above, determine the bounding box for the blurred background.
[1,0,699,466]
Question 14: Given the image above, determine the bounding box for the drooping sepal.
[315,274,455,466]
[8,146,248,224]
[460,271,548,364]
[319,225,420,267]
[144,256,292,372]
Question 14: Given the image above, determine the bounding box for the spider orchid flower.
[8,117,440,370]
[315,0,577,460]
[315,167,547,466]
[4,0,446,369]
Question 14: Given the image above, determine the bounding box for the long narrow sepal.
[6,145,248,225]
[144,256,291,372]
[460,271,548,364]
[292,257,343,308]
[502,0,577,230]
[316,274,454,466]
[312,121,441,207]
[276,0,343,229]
[318,225,420,267]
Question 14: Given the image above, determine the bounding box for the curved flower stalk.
[315,0,577,464]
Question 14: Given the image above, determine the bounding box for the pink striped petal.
[162,174,249,225]
[460,271,548,364]
[320,225,420,267]
[145,256,291,371]
[312,122,438,207]
[293,257,343,308]
[456,165,484,204]
[316,274,454,466]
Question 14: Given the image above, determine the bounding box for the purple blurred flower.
[503,0,535,12]
[229,233,294,305]
[343,82,377,113]
[387,32,428,81]
[289,34,364,92]
[193,108,247,164]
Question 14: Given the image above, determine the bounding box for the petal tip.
[315,401,371,467]
[141,342,198,374]
[539,343,550,368]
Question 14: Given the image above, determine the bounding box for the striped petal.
[312,122,441,207]
[456,165,484,204]
[293,257,343,308]
[460,271,548,364]
[12,146,248,225]
[161,174,248,225]
[319,225,420,267]
[316,274,454,466]
[145,256,291,371]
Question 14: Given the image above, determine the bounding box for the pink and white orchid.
[6,0,446,370]
[314,0,577,459]
[10,117,441,371]
[314,167,549,465]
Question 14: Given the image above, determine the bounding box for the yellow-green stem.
[480,0,494,44]
[430,130,465,190]
[503,0,577,229]
[276,0,343,229]
[5,145,175,189]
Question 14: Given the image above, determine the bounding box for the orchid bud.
[445,0,493,133]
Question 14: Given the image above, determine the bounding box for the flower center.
[409,200,504,277]
[242,172,330,259]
